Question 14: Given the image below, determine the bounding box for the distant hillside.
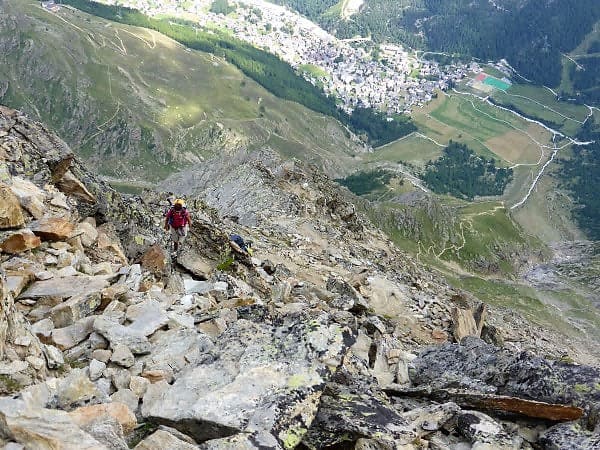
[60,0,416,147]
[0,0,366,180]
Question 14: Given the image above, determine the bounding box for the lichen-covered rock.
[49,293,102,328]
[142,309,354,446]
[302,381,414,448]
[410,337,600,420]
[326,276,369,312]
[456,410,521,449]
[538,422,600,450]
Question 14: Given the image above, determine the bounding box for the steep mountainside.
[0,0,365,181]
[1,106,600,449]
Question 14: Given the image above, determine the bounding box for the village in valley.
[53,0,485,116]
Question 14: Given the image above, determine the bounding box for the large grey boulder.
[140,328,214,379]
[410,337,600,416]
[539,422,600,450]
[302,380,414,449]
[142,309,354,446]
[93,317,151,355]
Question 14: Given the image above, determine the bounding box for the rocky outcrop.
[142,308,354,445]
[410,337,600,418]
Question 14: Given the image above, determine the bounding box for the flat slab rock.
[125,299,169,337]
[19,275,111,299]
[0,398,106,449]
[142,310,354,446]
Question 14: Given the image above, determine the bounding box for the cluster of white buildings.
[95,0,471,115]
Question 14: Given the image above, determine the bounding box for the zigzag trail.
[447,89,594,210]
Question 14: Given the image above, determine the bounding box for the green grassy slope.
[0,0,364,180]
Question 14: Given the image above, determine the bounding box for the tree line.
[415,0,600,89]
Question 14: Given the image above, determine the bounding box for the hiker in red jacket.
[164,198,192,253]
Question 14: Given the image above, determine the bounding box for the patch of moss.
[574,383,592,393]
[0,374,22,394]
[287,374,306,389]
[216,250,235,271]
[127,422,159,448]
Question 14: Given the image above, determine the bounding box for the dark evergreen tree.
[423,142,513,200]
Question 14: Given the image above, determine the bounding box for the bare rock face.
[0,185,24,229]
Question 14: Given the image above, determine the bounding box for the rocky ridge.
[1,105,599,449]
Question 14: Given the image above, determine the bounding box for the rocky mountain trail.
[1,106,599,448]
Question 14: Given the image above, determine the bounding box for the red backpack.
[167,207,189,228]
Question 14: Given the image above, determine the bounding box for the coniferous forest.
[558,119,600,240]
[423,142,513,201]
